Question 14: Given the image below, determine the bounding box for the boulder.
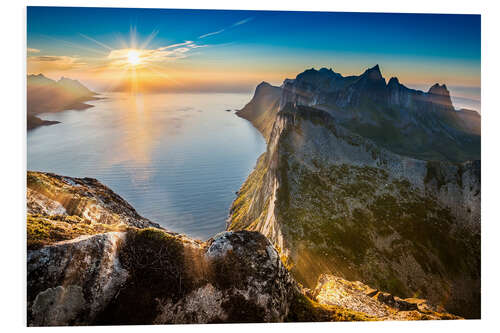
[27,229,296,325]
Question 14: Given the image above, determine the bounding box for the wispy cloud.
[199,29,225,39]
[79,33,113,50]
[158,41,196,50]
[27,55,86,71]
[197,17,254,39]
[107,41,207,68]
[27,48,40,53]
[232,17,254,27]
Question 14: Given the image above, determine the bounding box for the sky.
[27,7,481,111]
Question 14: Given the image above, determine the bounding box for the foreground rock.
[27,171,299,325]
[27,171,458,325]
[28,229,297,325]
[27,171,160,249]
[311,275,460,320]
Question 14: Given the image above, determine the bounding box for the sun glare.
[127,50,141,66]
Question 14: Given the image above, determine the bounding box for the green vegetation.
[27,171,148,227]
[97,227,207,325]
[27,213,128,249]
[228,154,270,231]
[273,156,479,303]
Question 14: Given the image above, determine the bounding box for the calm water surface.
[27,92,265,240]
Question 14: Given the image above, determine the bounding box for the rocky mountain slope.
[279,65,480,162]
[27,74,98,130]
[27,171,456,325]
[229,65,481,318]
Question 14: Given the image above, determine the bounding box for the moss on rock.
[27,213,128,250]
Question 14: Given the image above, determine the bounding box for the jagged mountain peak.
[254,81,280,97]
[360,64,384,82]
[28,73,47,78]
[428,83,450,96]
[296,67,342,83]
[426,83,453,110]
[256,81,272,88]
[27,73,56,85]
[318,67,338,75]
[387,77,400,87]
[275,64,480,161]
[56,76,94,95]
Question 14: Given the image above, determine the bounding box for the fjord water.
[27,92,266,240]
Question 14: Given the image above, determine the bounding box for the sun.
[127,50,141,66]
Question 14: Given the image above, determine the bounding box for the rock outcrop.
[311,275,459,320]
[230,65,481,318]
[27,115,60,130]
[28,172,159,228]
[27,172,299,325]
[27,229,296,325]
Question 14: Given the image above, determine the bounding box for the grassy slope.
[27,213,128,250]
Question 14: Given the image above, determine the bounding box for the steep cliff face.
[236,82,282,142]
[229,66,481,318]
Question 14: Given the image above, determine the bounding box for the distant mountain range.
[231,65,481,318]
[27,74,97,130]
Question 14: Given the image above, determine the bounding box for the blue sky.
[27,7,481,110]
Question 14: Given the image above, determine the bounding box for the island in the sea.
[27,74,99,130]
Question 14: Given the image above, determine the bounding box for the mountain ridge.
[230,65,481,318]
[276,65,480,162]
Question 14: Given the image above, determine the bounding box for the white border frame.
[2,1,498,332]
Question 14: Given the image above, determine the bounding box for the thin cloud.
[107,41,207,67]
[158,41,194,50]
[232,17,254,27]
[29,55,82,63]
[199,29,225,39]
[27,55,86,71]
[27,48,40,53]
[197,16,254,39]
[79,33,113,50]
